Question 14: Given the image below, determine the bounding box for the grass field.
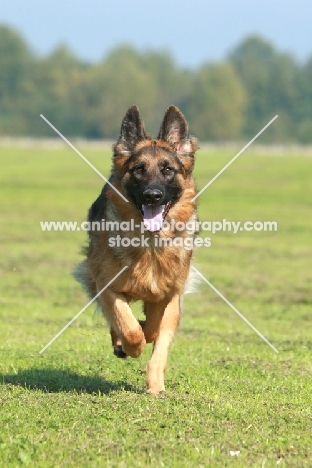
[0,141,311,467]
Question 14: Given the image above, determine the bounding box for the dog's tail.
[184,264,200,295]
[180,264,200,314]
[72,260,97,299]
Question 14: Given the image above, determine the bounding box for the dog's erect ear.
[158,106,192,152]
[158,106,198,173]
[116,105,146,153]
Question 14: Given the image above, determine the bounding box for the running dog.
[74,105,198,394]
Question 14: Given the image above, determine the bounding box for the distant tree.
[0,25,34,134]
[29,45,87,136]
[77,45,152,138]
[297,57,312,143]
[139,51,192,133]
[186,63,246,140]
[0,25,311,143]
[80,46,191,139]
[229,36,276,136]
[0,25,33,97]
[228,35,302,141]
[266,53,302,141]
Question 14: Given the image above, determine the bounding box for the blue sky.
[1,0,311,67]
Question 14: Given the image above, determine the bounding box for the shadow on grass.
[1,368,142,395]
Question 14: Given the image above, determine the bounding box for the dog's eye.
[133,166,144,175]
[163,166,174,175]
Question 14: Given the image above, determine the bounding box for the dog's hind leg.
[97,286,146,358]
[146,294,181,395]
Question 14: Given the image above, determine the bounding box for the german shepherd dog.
[74,105,198,394]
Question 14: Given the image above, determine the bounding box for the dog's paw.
[113,345,127,359]
[147,370,165,395]
[122,326,146,358]
[146,385,165,396]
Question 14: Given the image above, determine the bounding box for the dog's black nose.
[143,189,162,205]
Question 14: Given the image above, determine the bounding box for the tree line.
[0,25,311,143]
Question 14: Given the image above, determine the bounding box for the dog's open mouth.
[139,202,171,232]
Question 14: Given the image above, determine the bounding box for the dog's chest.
[121,246,190,301]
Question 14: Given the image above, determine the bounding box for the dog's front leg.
[146,294,181,395]
[97,287,146,358]
[141,298,170,343]
[110,328,127,359]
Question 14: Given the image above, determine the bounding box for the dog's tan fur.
[74,105,198,394]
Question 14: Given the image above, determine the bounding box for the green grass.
[0,142,312,467]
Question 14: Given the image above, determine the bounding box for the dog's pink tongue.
[143,205,163,232]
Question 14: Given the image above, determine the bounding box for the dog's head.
[113,105,198,232]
